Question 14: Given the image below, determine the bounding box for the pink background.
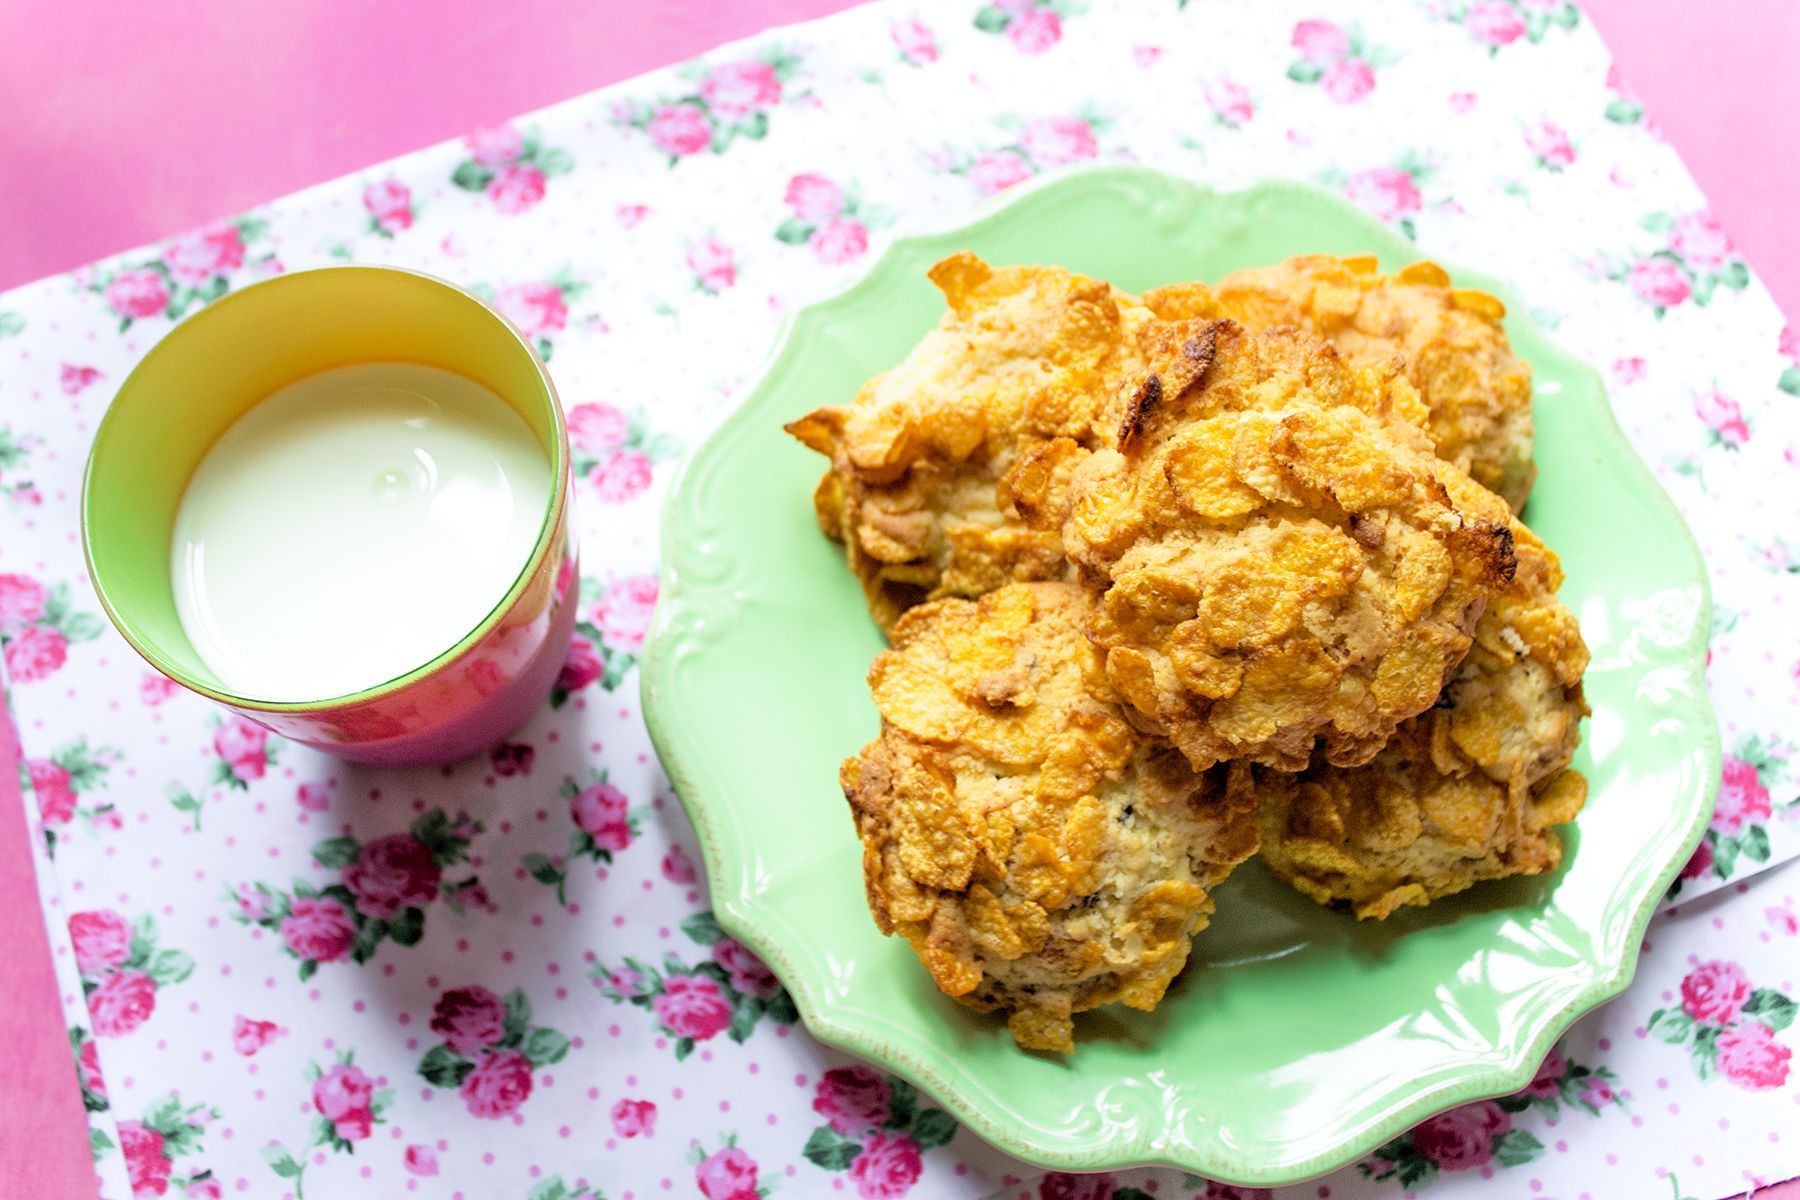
[1,2,1794,1197]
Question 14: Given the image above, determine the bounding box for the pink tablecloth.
[0,3,1794,1199]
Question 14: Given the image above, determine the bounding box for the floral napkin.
[2,2,1797,1199]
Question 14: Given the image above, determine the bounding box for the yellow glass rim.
[79,264,570,714]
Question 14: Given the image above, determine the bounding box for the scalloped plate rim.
[640,165,1719,1185]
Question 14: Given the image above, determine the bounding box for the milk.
[171,363,551,701]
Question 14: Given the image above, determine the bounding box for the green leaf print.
[148,948,195,986]
[523,1027,571,1066]
[680,910,728,946]
[775,217,816,245]
[387,906,425,947]
[1648,1007,1695,1044]
[1286,61,1325,84]
[452,161,496,192]
[0,312,26,337]
[1493,1129,1544,1167]
[972,5,1010,34]
[912,1107,957,1149]
[504,988,534,1043]
[419,1044,475,1089]
[1744,988,1797,1032]
[802,1125,862,1170]
[311,836,360,869]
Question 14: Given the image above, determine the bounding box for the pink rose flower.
[1200,1187,1272,1200]
[592,449,655,503]
[662,845,698,884]
[696,1146,760,1200]
[611,1097,658,1138]
[1448,91,1479,113]
[1464,1,1527,47]
[1612,357,1647,385]
[184,1175,221,1200]
[1768,905,1799,935]
[70,909,133,976]
[968,150,1033,195]
[213,716,270,782]
[891,17,938,63]
[105,270,170,320]
[77,1036,106,1104]
[1694,390,1750,447]
[1021,116,1098,167]
[1040,1175,1115,1200]
[849,1132,922,1199]
[1410,1100,1509,1171]
[140,673,179,705]
[714,937,780,999]
[1525,120,1575,168]
[119,1119,171,1198]
[296,782,330,813]
[1713,759,1771,834]
[1322,59,1375,103]
[362,179,413,233]
[1716,1020,1792,1091]
[1132,45,1165,68]
[813,1065,891,1137]
[89,969,157,1037]
[164,224,246,285]
[652,973,732,1040]
[1206,78,1254,126]
[616,203,651,227]
[490,741,534,777]
[465,124,524,167]
[343,834,440,919]
[432,985,508,1055]
[314,1061,376,1141]
[0,573,45,629]
[1680,838,1714,880]
[1781,324,1799,364]
[571,781,634,853]
[597,575,659,650]
[785,173,845,221]
[1291,19,1349,64]
[1007,7,1061,54]
[405,1144,439,1176]
[1344,167,1422,222]
[566,402,630,452]
[5,625,69,681]
[812,217,870,265]
[495,282,569,338]
[1628,257,1690,309]
[1681,959,1752,1025]
[649,104,713,157]
[232,1014,281,1055]
[59,363,102,394]
[1671,210,1733,273]
[1524,1046,1567,1097]
[1578,1073,1615,1109]
[461,1049,534,1118]
[488,163,547,215]
[29,759,76,825]
[279,895,357,963]
[688,237,737,293]
[556,634,603,695]
[701,60,782,120]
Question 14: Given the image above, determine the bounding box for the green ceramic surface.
[640,167,1718,1186]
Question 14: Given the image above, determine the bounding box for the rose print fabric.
[1,2,1797,1199]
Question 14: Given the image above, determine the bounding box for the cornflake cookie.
[841,582,1259,1052]
[1257,523,1589,918]
[1036,320,1519,772]
[785,253,1154,629]
[1144,254,1537,512]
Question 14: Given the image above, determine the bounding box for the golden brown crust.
[844,582,1259,1051]
[1048,322,1518,772]
[782,253,1155,629]
[1146,254,1538,511]
[1256,521,1590,918]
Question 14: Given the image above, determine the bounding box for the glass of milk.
[82,266,576,765]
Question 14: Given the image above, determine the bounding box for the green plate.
[640,167,1718,1186]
